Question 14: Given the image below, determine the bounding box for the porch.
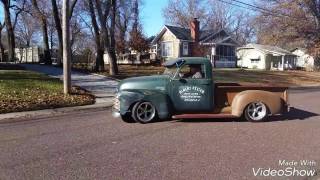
[209,45,237,68]
[269,55,297,71]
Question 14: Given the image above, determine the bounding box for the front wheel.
[132,101,157,123]
[244,102,268,122]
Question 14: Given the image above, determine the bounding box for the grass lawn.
[100,65,320,86]
[0,65,95,114]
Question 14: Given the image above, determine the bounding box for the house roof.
[151,25,238,45]
[238,43,294,56]
[164,25,191,41]
[291,47,307,52]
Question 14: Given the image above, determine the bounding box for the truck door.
[170,63,213,112]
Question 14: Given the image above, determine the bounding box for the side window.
[178,64,205,79]
[182,42,188,56]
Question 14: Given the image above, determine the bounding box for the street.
[0,89,320,180]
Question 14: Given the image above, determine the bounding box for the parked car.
[112,57,290,123]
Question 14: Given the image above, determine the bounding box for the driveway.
[0,89,319,179]
[20,64,118,103]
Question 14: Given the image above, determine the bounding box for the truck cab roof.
[163,57,211,67]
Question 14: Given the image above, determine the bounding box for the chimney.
[190,18,199,42]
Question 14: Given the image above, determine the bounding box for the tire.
[132,101,157,124]
[244,102,268,122]
[120,113,135,123]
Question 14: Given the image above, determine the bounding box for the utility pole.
[62,0,71,94]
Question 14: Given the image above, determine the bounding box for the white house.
[237,44,297,71]
[14,46,41,63]
[291,48,315,71]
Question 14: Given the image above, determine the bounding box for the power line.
[216,0,300,20]
[230,0,293,18]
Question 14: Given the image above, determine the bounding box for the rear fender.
[119,90,171,119]
[231,90,283,117]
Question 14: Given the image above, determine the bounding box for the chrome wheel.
[245,102,267,122]
[133,102,156,123]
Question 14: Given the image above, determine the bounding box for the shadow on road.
[170,107,318,123]
[269,107,319,121]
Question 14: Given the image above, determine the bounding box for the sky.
[0,0,168,37]
[140,0,256,37]
[140,0,169,37]
[0,0,255,37]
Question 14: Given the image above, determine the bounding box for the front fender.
[119,90,171,119]
[231,90,283,117]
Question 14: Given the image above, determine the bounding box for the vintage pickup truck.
[112,57,289,123]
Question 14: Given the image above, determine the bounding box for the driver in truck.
[183,65,203,79]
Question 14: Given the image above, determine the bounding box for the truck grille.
[112,94,120,112]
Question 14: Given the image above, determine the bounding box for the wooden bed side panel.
[214,83,288,110]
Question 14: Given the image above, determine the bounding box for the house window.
[251,58,260,63]
[182,42,188,56]
[161,42,173,57]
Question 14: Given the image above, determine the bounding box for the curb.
[91,72,121,82]
[0,102,113,122]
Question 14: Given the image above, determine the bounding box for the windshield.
[163,66,178,77]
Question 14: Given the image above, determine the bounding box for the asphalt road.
[1,89,320,180]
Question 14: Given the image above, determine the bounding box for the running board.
[172,113,237,119]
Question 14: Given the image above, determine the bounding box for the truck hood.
[119,75,169,91]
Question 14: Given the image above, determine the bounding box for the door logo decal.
[178,86,205,102]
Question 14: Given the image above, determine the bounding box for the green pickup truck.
[112,57,289,123]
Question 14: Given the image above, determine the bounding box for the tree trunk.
[40,17,52,65]
[95,48,104,72]
[108,48,118,75]
[2,1,15,62]
[108,0,118,75]
[62,0,71,94]
[0,32,4,62]
[32,0,51,64]
[51,0,63,66]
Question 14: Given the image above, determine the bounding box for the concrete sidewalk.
[20,64,119,104]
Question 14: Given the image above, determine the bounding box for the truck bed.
[214,83,288,112]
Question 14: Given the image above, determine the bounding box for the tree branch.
[69,0,78,20]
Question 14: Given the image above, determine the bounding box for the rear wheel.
[244,102,268,122]
[132,101,157,123]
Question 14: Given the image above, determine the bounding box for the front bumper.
[112,93,121,118]
[112,111,120,118]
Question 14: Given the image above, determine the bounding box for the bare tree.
[230,12,256,44]
[87,0,118,74]
[254,0,320,69]
[115,0,134,54]
[31,0,52,64]
[162,0,254,43]
[51,0,78,66]
[128,0,148,54]
[1,0,25,62]
[1,0,15,62]
[255,0,319,49]
[162,0,208,28]
[0,22,5,62]
[51,0,63,65]
[15,12,39,47]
